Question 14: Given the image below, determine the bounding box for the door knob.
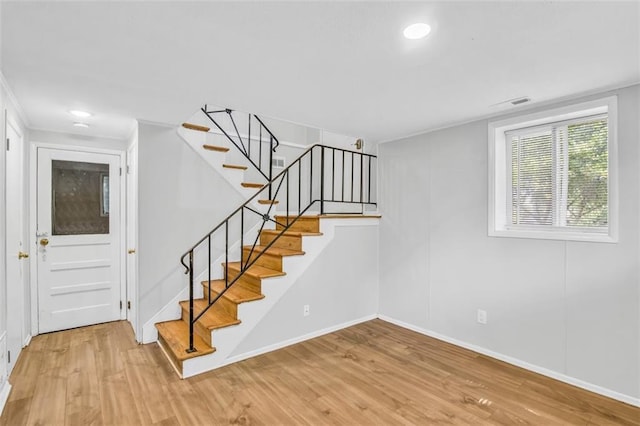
[128,249,136,254]
[40,238,49,247]
[18,251,29,259]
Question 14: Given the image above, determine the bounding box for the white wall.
[231,223,378,356]
[378,84,640,401]
[137,122,245,328]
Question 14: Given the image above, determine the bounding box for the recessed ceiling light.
[403,23,431,40]
[73,122,90,128]
[70,110,92,118]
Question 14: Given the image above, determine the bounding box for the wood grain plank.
[1,319,638,426]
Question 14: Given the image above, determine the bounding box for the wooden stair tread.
[203,144,230,153]
[179,299,241,330]
[258,199,279,205]
[223,164,248,170]
[225,262,286,278]
[202,279,265,303]
[155,320,215,361]
[243,245,305,257]
[182,123,210,132]
[261,229,323,237]
[241,182,265,188]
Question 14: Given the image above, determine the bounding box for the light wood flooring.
[1,319,638,425]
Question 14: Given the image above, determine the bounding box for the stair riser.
[179,310,213,347]
[224,267,263,292]
[242,249,283,272]
[260,233,303,251]
[200,284,239,318]
[275,217,320,233]
[157,334,183,373]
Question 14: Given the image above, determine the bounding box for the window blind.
[508,115,608,229]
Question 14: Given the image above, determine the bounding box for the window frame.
[488,96,618,243]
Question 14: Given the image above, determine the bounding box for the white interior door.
[36,148,122,333]
[6,117,26,373]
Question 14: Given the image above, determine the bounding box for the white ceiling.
[2,1,639,142]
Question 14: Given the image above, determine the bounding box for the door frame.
[29,142,127,336]
[4,110,27,371]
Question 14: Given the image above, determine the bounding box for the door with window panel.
[36,148,122,333]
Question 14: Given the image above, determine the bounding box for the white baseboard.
[0,382,11,416]
[377,315,640,408]
[218,314,377,369]
[23,334,32,347]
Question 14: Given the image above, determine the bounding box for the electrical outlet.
[303,304,310,317]
[477,309,487,324]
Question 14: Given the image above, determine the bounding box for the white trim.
[0,72,29,127]
[217,314,377,369]
[488,96,618,243]
[0,382,11,416]
[23,334,31,348]
[377,315,640,408]
[28,141,127,336]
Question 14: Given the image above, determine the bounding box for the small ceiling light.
[403,23,431,40]
[73,122,90,128]
[70,110,92,118]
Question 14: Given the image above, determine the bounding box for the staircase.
[155,216,323,375]
[154,108,377,377]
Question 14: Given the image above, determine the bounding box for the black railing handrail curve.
[180,143,377,353]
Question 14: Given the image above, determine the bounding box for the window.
[488,97,617,242]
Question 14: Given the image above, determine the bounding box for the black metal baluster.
[225,221,229,288]
[351,152,354,202]
[248,114,252,159]
[368,156,372,203]
[298,161,302,215]
[207,235,211,304]
[320,146,325,214]
[332,148,335,201]
[240,208,244,270]
[310,149,314,206]
[342,150,345,202]
[259,126,263,177]
[360,153,364,203]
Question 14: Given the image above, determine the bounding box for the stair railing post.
[268,135,274,200]
[187,251,196,353]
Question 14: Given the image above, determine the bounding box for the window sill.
[488,228,617,243]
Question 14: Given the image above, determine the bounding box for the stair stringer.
[140,219,269,344]
[181,222,338,378]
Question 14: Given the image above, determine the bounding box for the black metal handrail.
[201,106,280,198]
[180,143,377,353]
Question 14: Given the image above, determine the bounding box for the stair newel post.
[187,251,196,353]
[320,146,325,214]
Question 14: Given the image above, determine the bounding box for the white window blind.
[507,114,608,230]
